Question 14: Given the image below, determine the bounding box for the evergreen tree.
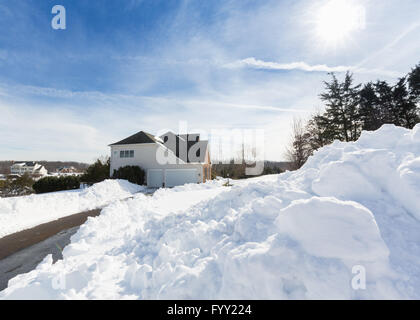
[284,62,420,171]
[359,82,381,131]
[374,80,395,124]
[408,63,420,100]
[81,157,110,184]
[306,113,332,150]
[392,77,419,129]
[319,72,361,142]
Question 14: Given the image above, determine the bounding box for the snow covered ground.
[0,180,145,238]
[1,124,420,299]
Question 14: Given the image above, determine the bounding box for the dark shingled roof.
[109,131,157,146]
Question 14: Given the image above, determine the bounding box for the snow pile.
[1,124,420,299]
[309,125,420,220]
[0,180,144,238]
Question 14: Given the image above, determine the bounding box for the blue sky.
[0,0,419,162]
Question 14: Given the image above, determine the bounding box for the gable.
[110,131,157,146]
[109,130,210,164]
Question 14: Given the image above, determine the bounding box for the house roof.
[109,131,157,146]
[110,130,209,163]
[12,162,37,167]
[12,163,26,167]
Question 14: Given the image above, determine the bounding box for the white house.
[10,162,48,176]
[109,131,211,188]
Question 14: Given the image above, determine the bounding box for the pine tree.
[319,72,361,142]
[305,113,332,150]
[359,82,381,131]
[408,63,420,100]
[392,77,419,129]
[407,63,420,126]
[374,80,395,124]
[284,62,420,171]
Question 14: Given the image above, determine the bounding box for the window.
[120,150,134,158]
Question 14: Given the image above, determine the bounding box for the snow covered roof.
[12,162,37,167]
[12,163,26,167]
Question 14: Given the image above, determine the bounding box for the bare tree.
[285,118,312,170]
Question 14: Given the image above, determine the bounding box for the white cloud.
[2,0,418,163]
[0,103,111,162]
[0,79,317,162]
[226,57,402,78]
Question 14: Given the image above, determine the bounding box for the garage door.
[165,169,197,187]
[148,169,163,188]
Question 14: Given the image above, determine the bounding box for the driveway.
[0,209,101,291]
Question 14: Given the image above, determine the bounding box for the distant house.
[10,162,48,176]
[57,166,78,174]
[109,131,211,188]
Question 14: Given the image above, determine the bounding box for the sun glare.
[314,0,365,47]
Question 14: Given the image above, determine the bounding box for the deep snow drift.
[0,180,144,238]
[1,124,420,299]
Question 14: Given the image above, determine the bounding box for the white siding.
[110,143,204,186]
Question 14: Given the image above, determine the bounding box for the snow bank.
[275,197,389,261]
[0,180,144,238]
[1,124,420,299]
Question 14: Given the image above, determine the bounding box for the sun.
[314,0,365,47]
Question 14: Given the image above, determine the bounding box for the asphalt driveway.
[0,209,101,291]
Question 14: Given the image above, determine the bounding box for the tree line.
[212,160,288,179]
[286,62,420,170]
[0,161,89,175]
[0,157,146,196]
